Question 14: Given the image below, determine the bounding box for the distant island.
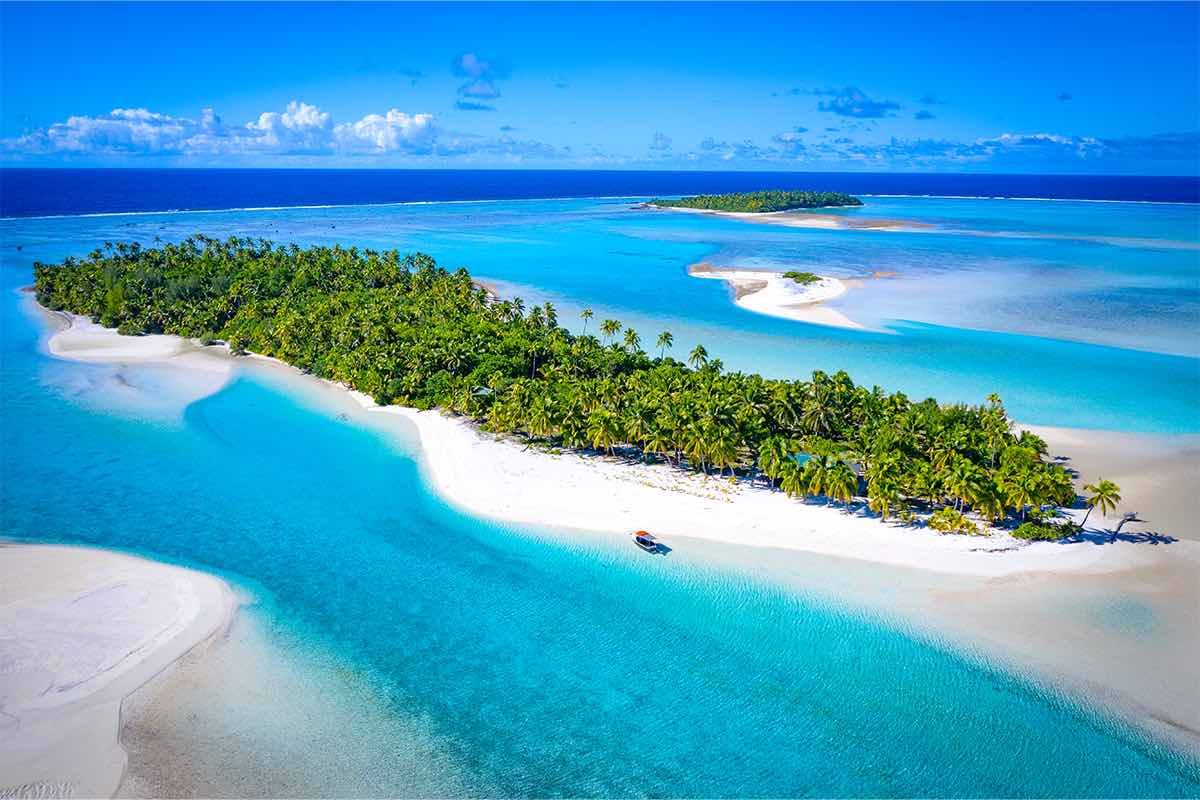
[649,190,863,213]
[34,236,1116,543]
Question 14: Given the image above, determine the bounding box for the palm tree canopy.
[35,236,1086,537]
[1084,479,1121,516]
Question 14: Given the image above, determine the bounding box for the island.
[687,263,860,330]
[34,237,1119,544]
[648,189,863,212]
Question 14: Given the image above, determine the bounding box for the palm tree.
[526,396,554,439]
[757,436,797,489]
[1081,479,1121,529]
[586,408,622,454]
[778,459,805,498]
[644,426,674,465]
[826,462,857,506]
[867,479,901,521]
[801,448,835,501]
[580,308,593,335]
[1002,466,1039,520]
[600,319,621,345]
[688,344,708,369]
[623,328,641,352]
[945,457,980,512]
[973,481,1007,523]
[656,331,674,359]
[801,386,835,438]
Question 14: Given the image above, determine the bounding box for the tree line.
[650,190,863,213]
[34,236,1112,539]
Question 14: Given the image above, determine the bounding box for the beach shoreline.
[645,202,934,232]
[0,543,237,798]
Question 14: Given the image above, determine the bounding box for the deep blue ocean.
[2,169,1199,795]
[2,168,1198,218]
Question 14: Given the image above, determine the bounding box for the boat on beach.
[633,531,660,553]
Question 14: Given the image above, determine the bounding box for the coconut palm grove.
[33,235,1110,540]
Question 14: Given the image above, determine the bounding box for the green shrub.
[928,507,979,535]
[782,271,820,285]
[1012,521,1078,541]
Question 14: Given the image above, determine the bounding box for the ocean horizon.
[2,168,1198,219]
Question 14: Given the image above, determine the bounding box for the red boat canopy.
[634,531,655,538]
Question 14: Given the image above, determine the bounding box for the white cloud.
[245,101,333,153]
[4,101,445,159]
[335,110,436,153]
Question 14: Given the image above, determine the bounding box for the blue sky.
[2,1,1197,173]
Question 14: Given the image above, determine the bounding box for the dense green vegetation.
[35,236,1105,535]
[782,271,821,285]
[649,190,863,213]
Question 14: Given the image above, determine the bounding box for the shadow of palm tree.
[1071,529,1178,546]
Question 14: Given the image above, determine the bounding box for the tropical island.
[34,237,1118,543]
[648,189,863,212]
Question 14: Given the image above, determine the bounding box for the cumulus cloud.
[336,109,435,153]
[9,107,210,154]
[452,52,507,105]
[914,110,936,121]
[246,101,334,153]
[1,101,581,165]
[6,102,438,159]
[813,87,901,118]
[649,131,672,151]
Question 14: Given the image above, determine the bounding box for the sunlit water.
[2,211,1200,795]
[2,195,1196,432]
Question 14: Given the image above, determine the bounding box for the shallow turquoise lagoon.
[2,247,1200,796]
[3,195,1197,431]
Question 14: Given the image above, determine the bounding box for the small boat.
[633,530,659,553]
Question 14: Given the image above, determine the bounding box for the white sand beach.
[0,544,236,798]
[688,263,864,330]
[379,404,1197,574]
[1032,424,1200,542]
[43,310,233,379]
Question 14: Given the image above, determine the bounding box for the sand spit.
[0,544,236,798]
